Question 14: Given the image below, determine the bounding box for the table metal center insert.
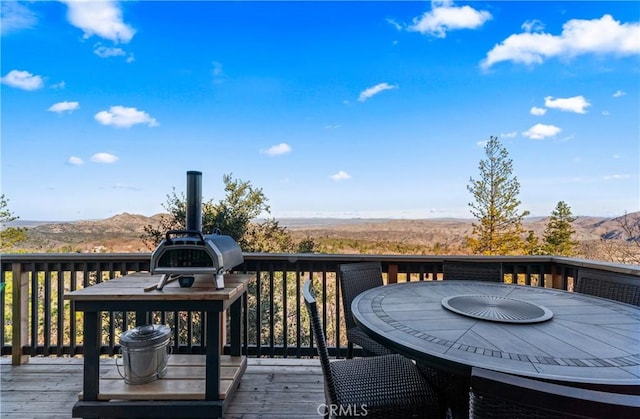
[441,294,553,324]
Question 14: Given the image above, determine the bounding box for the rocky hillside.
[15,213,166,253]
[7,211,638,255]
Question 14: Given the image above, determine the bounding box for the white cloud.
[408,0,492,38]
[530,106,547,116]
[94,106,158,128]
[544,95,591,114]
[529,106,547,116]
[500,131,518,138]
[261,143,292,156]
[613,90,626,97]
[386,18,402,31]
[91,152,119,164]
[476,140,488,147]
[68,156,84,165]
[212,61,224,77]
[48,101,79,113]
[1,69,44,90]
[330,170,351,181]
[522,123,562,140]
[1,1,37,35]
[212,61,226,83]
[481,14,640,69]
[50,81,66,89]
[94,43,126,58]
[61,0,135,43]
[521,19,545,33]
[358,82,397,102]
[603,174,631,180]
[558,134,575,143]
[602,110,610,116]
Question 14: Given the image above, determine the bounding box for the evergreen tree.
[542,201,577,256]
[0,194,27,251]
[524,230,543,255]
[141,174,314,253]
[466,136,529,255]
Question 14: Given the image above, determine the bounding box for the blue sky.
[1,1,639,221]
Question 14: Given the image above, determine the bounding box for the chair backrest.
[470,367,640,419]
[303,279,337,404]
[575,269,640,306]
[442,261,503,282]
[338,262,384,331]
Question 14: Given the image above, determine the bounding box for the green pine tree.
[542,201,577,256]
[466,136,530,255]
[524,230,543,255]
[0,194,28,251]
[141,174,314,253]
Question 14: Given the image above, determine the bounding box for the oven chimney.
[186,171,202,232]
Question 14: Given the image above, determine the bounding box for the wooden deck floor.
[0,357,325,418]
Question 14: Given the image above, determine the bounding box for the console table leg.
[205,310,220,400]
[230,296,242,357]
[83,311,100,401]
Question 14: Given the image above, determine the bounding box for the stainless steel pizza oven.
[150,171,244,290]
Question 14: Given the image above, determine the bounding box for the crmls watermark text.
[317,403,369,416]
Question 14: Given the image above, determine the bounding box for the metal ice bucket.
[118,324,171,385]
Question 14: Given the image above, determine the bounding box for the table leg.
[230,294,242,357]
[83,311,100,401]
[205,310,221,400]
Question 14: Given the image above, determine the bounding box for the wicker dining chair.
[442,261,503,282]
[469,367,640,418]
[338,262,395,358]
[303,279,442,419]
[575,268,640,306]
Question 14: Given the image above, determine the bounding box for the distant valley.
[5,212,635,256]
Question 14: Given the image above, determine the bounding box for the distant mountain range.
[5,211,637,254]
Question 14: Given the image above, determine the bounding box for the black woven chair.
[442,261,503,282]
[469,367,640,418]
[303,279,441,419]
[416,364,470,419]
[575,269,640,306]
[338,262,395,358]
[428,260,502,417]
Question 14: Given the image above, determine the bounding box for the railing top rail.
[1,252,638,277]
[0,252,554,262]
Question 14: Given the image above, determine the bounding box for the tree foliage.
[141,174,314,253]
[524,230,543,255]
[615,212,640,264]
[0,194,28,251]
[466,136,529,255]
[542,201,577,256]
[595,211,640,264]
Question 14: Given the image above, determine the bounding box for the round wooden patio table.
[351,281,640,391]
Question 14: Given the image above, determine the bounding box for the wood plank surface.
[79,355,245,401]
[1,357,324,418]
[64,273,251,301]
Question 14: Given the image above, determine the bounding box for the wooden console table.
[65,272,252,418]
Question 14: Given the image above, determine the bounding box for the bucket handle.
[116,344,173,381]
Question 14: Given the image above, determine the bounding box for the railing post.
[550,265,562,290]
[387,264,398,284]
[12,263,29,365]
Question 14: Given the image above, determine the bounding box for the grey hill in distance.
[6,211,637,255]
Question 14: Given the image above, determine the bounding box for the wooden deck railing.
[2,253,639,365]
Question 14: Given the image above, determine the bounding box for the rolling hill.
[6,211,638,255]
